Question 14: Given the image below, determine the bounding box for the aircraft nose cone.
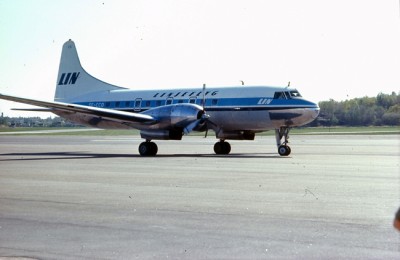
[300,102,320,125]
[311,104,320,119]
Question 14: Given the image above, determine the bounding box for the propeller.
[202,83,206,109]
[183,83,217,136]
[183,112,210,135]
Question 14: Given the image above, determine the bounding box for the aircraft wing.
[0,93,157,125]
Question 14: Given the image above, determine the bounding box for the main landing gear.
[275,127,291,156]
[138,141,158,156]
[138,140,232,156]
[213,140,231,155]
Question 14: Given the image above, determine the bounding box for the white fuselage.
[55,85,319,132]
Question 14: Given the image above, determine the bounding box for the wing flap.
[0,93,157,125]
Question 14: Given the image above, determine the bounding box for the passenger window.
[212,99,218,105]
[165,98,173,105]
[116,101,120,107]
[156,100,162,106]
[189,97,196,104]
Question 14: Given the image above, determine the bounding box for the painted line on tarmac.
[0,128,100,135]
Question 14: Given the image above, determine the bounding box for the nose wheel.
[275,127,291,156]
[278,145,291,156]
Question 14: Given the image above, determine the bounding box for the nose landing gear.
[275,127,291,156]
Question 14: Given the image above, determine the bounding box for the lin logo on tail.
[58,72,80,85]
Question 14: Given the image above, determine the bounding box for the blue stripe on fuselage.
[75,97,317,110]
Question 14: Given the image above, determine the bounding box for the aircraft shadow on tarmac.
[0,152,282,161]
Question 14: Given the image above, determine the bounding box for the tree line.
[314,91,400,126]
[0,116,79,127]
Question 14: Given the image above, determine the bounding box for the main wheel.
[278,145,291,156]
[222,141,231,154]
[148,142,158,155]
[214,141,231,155]
[139,142,158,156]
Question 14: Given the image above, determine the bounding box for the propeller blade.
[183,119,201,135]
[202,83,206,109]
[184,112,212,135]
[206,118,217,127]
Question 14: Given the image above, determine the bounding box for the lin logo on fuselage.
[257,98,272,105]
[58,72,80,85]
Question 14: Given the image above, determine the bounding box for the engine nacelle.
[140,103,204,140]
[142,103,204,129]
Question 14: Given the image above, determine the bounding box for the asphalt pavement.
[0,134,399,259]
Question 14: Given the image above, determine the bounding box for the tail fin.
[54,40,124,102]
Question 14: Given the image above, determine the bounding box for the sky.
[0,0,399,117]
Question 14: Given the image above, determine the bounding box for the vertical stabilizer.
[54,40,124,102]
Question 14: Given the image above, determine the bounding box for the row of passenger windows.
[91,90,302,109]
[103,98,219,108]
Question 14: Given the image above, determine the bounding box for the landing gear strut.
[138,140,158,156]
[275,127,291,156]
[214,140,231,155]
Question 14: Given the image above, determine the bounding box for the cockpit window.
[273,92,288,99]
[290,90,302,98]
[274,90,302,99]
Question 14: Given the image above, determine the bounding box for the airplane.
[0,40,319,156]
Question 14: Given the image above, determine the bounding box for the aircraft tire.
[278,145,291,156]
[139,142,158,156]
[214,141,231,155]
[223,142,231,154]
[286,146,291,155]
[148,142,158,155]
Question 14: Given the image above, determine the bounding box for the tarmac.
[0,134,399,259]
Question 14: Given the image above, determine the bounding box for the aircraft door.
[134,98,142,112]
